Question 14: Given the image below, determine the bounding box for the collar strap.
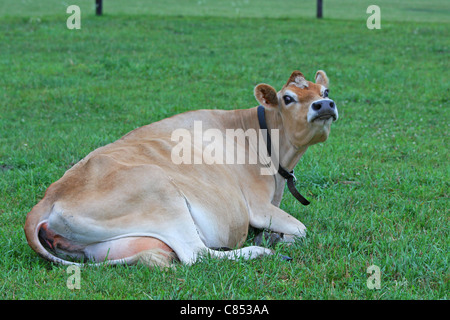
[257,105,310,206]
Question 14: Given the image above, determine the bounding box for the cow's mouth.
[312,113,337,122]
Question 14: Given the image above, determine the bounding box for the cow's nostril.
[329,101,335,108]
[312,103,321,111]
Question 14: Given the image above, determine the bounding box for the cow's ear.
[315,70,329,88]
[254,84,278,108]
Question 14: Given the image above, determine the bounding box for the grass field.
[0,1,448,300]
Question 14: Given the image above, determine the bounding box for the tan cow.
[24,70,338,267]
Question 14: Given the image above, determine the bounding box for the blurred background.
[1,0,449,22]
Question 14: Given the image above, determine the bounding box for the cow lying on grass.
[25,70,338,267]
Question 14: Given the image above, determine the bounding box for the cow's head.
[254,70,338,147]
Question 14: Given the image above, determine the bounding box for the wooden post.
[317,0,323,18]
[96,0,103,16]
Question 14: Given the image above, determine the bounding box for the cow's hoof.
[254,231,283,247]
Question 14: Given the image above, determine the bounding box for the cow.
[24,70,338,268]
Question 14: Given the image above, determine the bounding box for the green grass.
[0,1,449,300]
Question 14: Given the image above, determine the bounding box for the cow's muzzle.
[309,99,338,122]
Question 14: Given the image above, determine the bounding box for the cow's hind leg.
[38,222,176,267]
[84,237,177,268]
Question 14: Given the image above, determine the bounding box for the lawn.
[0,1,448,300]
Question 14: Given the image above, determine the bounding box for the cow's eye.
[283,95,295,105]
[323,89,329,98]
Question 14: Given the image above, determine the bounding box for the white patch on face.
[289,76,309,89]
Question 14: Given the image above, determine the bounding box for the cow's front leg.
[250,205,307,243]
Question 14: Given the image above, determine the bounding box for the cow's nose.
[309,99,338,122]
[312,100,335,111]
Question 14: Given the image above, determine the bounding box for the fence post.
[96,0,103,15]
[317,0,323,18]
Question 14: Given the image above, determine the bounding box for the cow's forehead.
[282,82,323,101]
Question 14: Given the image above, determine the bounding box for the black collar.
[257,105,310,206]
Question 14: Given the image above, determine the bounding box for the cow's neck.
[236,107,308,172]
[263,107,308,171]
